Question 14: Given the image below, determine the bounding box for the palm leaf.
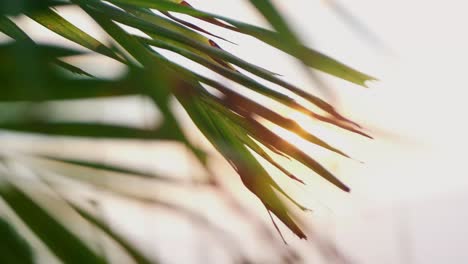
[0,178,106,264]
[0,217,35,264]
[0,0,376,262]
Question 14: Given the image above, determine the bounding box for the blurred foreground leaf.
[0,179,106,264]
[0,217,34,264]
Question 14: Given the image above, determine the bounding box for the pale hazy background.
[4,0,468,263]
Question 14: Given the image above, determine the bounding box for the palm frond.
[0,0,375,263]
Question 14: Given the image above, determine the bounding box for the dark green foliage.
[0,217,34,264]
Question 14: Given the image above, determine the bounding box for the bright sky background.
[4,0,468,263]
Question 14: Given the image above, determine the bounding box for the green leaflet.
[137,35,360,128]
[105,0,376,86]
[22,157,165,204]
[37,154,198,184]
[0,16,32,41]
[119,6,238,71]
[0,180,106,264]
[248,0,298,42]
[215,90,353,158]
[0,76,137,101]
[85,1,366,130]
[70,204,157,264]
[0,41,82,59]
[82,7,173,106]
[200,94,349,191]
[175,88,307,238]
[0,121,178,140]
[137,36,291,102]
[26,7,123,62]
[89,2,308,103]
[89,3,288,99]
[0,42,89,98]
[0,217,34,264]
[0,15,94,77]
[161,9,235,44]
[0,0,65,15]
[53,59,94,77]
[0,42,144,102]
[170,64,363,153]
[82,7,207,165]
[119,6,212,45]
[202,96,306,184]
[243,117,350,192]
